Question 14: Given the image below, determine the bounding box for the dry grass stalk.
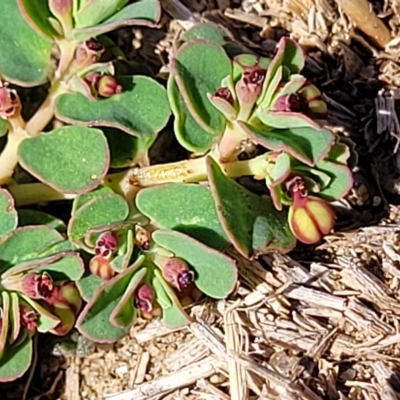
[334,0,391,48]
[103,356,224,400]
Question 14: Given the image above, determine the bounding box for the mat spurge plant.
[0,1,355,381]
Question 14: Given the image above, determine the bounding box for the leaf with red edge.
[171,39,232,135]
[17,0,59,39]
[0,189,18,240]
[109,266,146,328]
[206,156,296,258]
[0,0,53,86]
[76,263,144,343]
[73,0,161,40]
[18,126,110,194]
[240,122,335,167]
[0,332,32,383]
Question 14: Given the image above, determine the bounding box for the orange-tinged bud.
[89,255,115,280]
[289,195,335,244]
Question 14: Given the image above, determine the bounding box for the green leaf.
[182,22,242,57]
[109,267,146,328]
[0,292,10,359]
[68,193,129,244]
[0,226,63,274]
[56,76,171,137]
[73,0,161,39]
[241,122,334,167]
[18,209,66,233]
[74,0,128,28]
[72,186,114,214]
[4,252,84,281]
[153,269,191,328]
[104,128,156,168]
[18,126,109,194]
[0,189,18,239]
[0,0,52,85]
[76,264,140,342]
[152,230,237,299]
[256,109,322,130]
[171,40,231,135]
[17,0,58,39]
[167,75,216,153]
[206,156,296,258]
[8,293,20,345]
[136,183,229,250]
[315,160,354,201]
[0,333,32,383]
[110,229,135,272]
[76,272,105,302]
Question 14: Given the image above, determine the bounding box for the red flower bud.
[19,305,38,335]
[134,284,161,320]
[95,231,119,259]
[215,87,234,105]
[89,255,115,280]
[20,272,54,300]
[97,75,123,98]
[162,258,194,292]
[0,84,21,118]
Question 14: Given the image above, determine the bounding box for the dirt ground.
[4,0,400,399]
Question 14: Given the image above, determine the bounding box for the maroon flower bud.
[215,87,234,105]
[97,75,123,98]
[272,93,307,113]
[162,258,194,292]
[18,272,54,300]
[235,66,267,121]
[89,255,115,280]
[95,231,119,259]
[0,84,21,118]
[134,284,161,320]
[20,305,38,335]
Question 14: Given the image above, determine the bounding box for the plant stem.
[25,80,67,136]
[0,115,27,186]
[8,183,76,206]
[105,154,268,191]
[7,155,269,206]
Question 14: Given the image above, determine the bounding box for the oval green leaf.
[167,75,217,153]
[240,122,335,167]
[171,40,231,135]
[73,0,161,39]
[0,0,52,85]
[68,193,129,243]
[55,75,171,137]
[18,209,66,233]
[18,126,110,194]
[0,333,32,382]
[206,156,296,258]
[76,264,140,342]
[0,226,63,274]
[152,230,237,299]
[136,183,229,250]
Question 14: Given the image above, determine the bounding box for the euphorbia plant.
[0,2,355,382]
